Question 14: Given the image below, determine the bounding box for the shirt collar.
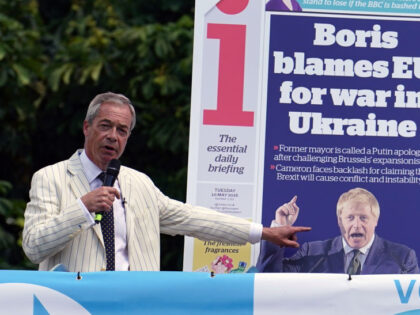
[80,150,103,184]
[342,234,375,255]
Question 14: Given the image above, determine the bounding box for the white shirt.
[77,150,129,271]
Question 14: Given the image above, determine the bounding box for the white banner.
[255,273,420,314]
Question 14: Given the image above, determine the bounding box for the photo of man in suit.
[22,92,311,272]
[257,187,419,274]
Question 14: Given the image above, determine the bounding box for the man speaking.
[22,92,310,272]
[257,187,419,274]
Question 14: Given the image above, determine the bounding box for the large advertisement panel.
[259,12,420,273]
[185,0,420,274]
[184,0,266,273]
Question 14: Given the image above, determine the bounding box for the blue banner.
[0,271,254,314]
[298,0,419,14]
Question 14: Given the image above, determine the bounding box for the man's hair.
[85,92,136,131]
[336,187,380,219]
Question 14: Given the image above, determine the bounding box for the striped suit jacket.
[23,150,252,272]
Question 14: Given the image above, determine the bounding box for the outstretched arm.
[262,225,311,248]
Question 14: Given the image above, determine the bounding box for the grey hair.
[336,187,380,219]
[85,92,136,131]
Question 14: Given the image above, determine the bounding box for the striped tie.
[98,172,115,271]
[347,249,361,275]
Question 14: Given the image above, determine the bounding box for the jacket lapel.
[67,150,104,247]
[117,168,133,247]
[67,150,90,197]
[362,235,383,274]
[326,236,345,273]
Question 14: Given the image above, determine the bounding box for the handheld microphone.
[95,159,121,223]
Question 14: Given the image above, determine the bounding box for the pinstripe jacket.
[22,150,252,272]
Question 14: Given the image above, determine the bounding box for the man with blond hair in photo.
[257,187,419,274]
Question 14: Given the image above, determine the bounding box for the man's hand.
[80,187,120,213]
[262,225,311,248]
[275,195,299,226]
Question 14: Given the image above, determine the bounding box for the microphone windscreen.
[107,159,121,177]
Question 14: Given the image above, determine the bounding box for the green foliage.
[0,0,194,270]
[0,180,35,269]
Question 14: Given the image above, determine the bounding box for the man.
[22,92,310,272]
[257,187,419,274]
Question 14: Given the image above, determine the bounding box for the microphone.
[95,159,121,223]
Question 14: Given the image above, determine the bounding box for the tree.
[0,0,194,270]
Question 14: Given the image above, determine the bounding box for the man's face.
[83,102,132,170]
[338,200,378,249]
